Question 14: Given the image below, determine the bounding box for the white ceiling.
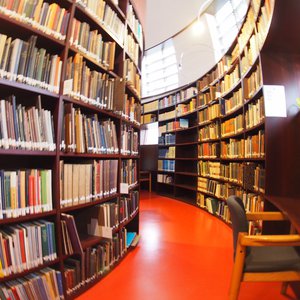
[132,0,209,50]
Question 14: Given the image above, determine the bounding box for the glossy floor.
[76,191,296,300]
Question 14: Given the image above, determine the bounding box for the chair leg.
[281,282,288,295]
[229,236,247,300]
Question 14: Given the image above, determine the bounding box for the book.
[61,213,83,255]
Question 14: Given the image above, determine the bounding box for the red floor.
[76,191,296,300]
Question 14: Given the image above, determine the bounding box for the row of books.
[0,169,52,219]
[159,95,175,110]
[244,63,262,100]
[158,146,175,159]
[63,106,118,154]
[119,191,139,223]
[198,161,223,179]
[157,173,174,184]
[198,86,218,107]
[198,71,217,91]
[198,161,265,192]
[0,1,70,41]
[197,193,231,223]
[198,103,221,125]
[0,268,63,300]
[141,113,156,124]
[70,18,116,70]
[240,33,259,75]
[64,53,116,108]
[221,113,244,137]
[0,95,55,151]
[238,6,256,53]
[176,98,197,116]
[216,55,232,79]
[158,160,175,172]
[256,1,272,48]
[158,133,175,145]
[143,99,158,114]
[127,4,143,48]
[159,121,178,135]
[125,32,139,67]
[245,96,264,129]
[123,94,141,124]
[64,229,129,294]
[61,213,82,256]
[124,59,141,97]
[198,142,220,159]
[198,177,244,200]
[120,124,138,155]
[120,159,137,186]
[199,122,220,141]
[220,131,265,158]
[220,88,243,115]
[0,34,62,93]
[0,220,56,278]
[159,119,189,135]
[219,64,240,95]
[158,110,176,121]
[175,87,198,103]
[77,0,125,45]
[60,160,118,207]
[244,162,265,193]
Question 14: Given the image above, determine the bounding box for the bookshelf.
[142,0,300,234]
[0,0,143,298]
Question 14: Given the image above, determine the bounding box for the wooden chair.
[227,195,300,300]
[140,170,152,192]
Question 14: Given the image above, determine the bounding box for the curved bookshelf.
[0,0,143,298]
[142,0,300,241]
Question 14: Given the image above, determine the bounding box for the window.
[142,39,178,97]
[140,122,159,145]
[212,0,249,53]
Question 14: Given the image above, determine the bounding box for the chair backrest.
[227,195,249,258]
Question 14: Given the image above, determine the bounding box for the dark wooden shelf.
[175,183,197,191]
[220,104,243,119]
[0,210,57,225]
[68,45,111,75]
[62,95,121,119]
[175,172,198,177]
[0,258,60,283]
[0,78,60,98]
[0,13,66,47]
[176,141,198,146]
[220,130,244,140]
[198,138,220,144]
[0,149,56,156]
[60,194,119,213]
[175,157,198,161]
[60,152,120,159]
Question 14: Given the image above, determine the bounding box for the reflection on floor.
[76,191,296,300]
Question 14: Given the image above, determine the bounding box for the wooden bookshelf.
[0,0,143,298]
[142,0,300,240]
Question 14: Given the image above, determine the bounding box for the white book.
[8,39,22,76]
[0,34,7,66]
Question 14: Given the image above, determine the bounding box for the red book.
[28,173,35,211]
[18,229,26,265]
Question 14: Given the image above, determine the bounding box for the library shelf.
[0,0,143,298]
[141,0,300,240]
[0,258,60,283]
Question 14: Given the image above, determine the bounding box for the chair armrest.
[246,211,289,221]
[240,233,300,247]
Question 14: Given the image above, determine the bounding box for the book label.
[263,85,287,117]
[63,79,73,95]
[120,183,129,194]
